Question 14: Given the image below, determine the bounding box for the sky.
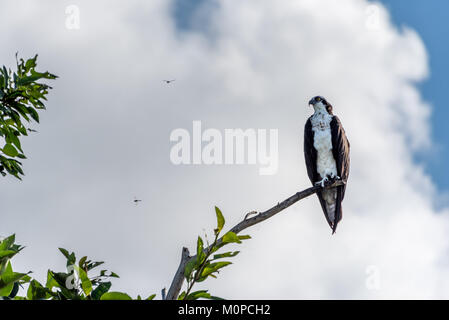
[378,0,449,198]
[174,0,449,199]
[1,0,449,299]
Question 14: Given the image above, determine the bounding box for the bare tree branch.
[165,180,344,300]
[166,247,190,300]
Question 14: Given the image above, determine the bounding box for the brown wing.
[304,117,318,184]
[330,116,350,233]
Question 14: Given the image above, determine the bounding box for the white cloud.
[1,0,448,299]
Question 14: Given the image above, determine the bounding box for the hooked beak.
[308,98,314,106]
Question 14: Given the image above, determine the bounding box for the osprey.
[304,96,350,234]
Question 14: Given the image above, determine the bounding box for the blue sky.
[173,0,208,31]
[379,0,449,192]
[173,0,449,192]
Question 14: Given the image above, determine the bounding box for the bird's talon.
[315,177,329,188]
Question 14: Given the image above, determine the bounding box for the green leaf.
[1,143,18,157]
[16,74,44,86]
[78,256,87,268]
[0,281,14,296]
[184,258,197,281]
[221,231,241,244]
[0,262,30,293]
[7,132,22,152]
[100,291,132,300]
[74,265,92,296]
[27,106,39,123]
[199,261,232,280]
[49,272,71,290]
[215,206,225,235]
[45,270,59,291]
[91,281,111,300]
[146,294,156,300]
[24,56,37,71]
[19,274,31,284]
[0,272,29,288]
[58,248,76,266]
[186,290,211,300]
[27,279,49,300]
[86,261,104,271]
[2,66,8,87]
[177,291,186,300]
[196,236,205,263]
[0,261,14,296]
[0,250,17,259]
[212,251,240,260]
[0,234,15,251]
[58,248,70,260]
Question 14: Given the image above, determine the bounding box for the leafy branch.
[0,234,31,298]
[178,207,249,300]
[166,180,345,300]
[0,235,156,300]
[0,54,57,179]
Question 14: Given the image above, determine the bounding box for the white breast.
[311,112,337,180]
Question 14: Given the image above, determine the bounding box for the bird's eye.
[315,97,321,101]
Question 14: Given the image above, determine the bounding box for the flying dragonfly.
[133,197,142,205]
[163,79,176,84]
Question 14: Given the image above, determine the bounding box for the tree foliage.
[0,235,155,300]
[179,206,250,300]
[0,54,57,179]
[1,206,248,300]
[0,234,30,298]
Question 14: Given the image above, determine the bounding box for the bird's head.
[308,96,333,114]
